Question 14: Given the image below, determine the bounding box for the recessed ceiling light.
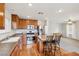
[28,3,32,6]
[58,9,62,13]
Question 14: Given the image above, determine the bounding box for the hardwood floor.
[18,44,41,56]
[10,41,79,56]
[1,34,79,56]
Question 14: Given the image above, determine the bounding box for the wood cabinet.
[18,19,38,29]
[11,14,19,29]
[0,3,5,29]
[12,14,19,22]
[12,14,38,29]
[28,19,38,25]
[28,19,38,28]
[18,19,27,29]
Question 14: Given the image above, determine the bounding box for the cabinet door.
[12,14,19,29]
[18,19,25,29]
[12,14,19,22]
[18,19,29,29]
[0,3,5,29]
[18,19,22,29]
[22,20,27,28]
[28,19,38,28]
[30,20,38,28]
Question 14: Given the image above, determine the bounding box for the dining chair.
[51,33,62,56]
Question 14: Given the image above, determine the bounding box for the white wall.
[59,23,67,37]
[75,21,79,39]
[5,8,11,32]
[59,22,78,39]
[48,19,60,35]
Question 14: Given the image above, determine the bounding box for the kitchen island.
[0,37,21,56]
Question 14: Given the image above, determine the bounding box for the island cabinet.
[0,3,5,29]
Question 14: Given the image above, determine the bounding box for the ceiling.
[5,3,79,23]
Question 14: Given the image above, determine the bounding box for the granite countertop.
[0,43,16,56]
[0,37,20,56]
[1,37,20,43]
[0,32,16,41]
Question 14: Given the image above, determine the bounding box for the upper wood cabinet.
[27,19,38,28]
[30,20,38,26]
[0,3,5,29]
[11,14,38,29]
[12,14,19,22]
[18,19,38,29]
[11,14,19,29]
[18,19,27,29]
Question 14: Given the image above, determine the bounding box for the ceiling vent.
[37,11,44,15]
